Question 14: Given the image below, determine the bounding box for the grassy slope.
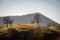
[0,24,60,40]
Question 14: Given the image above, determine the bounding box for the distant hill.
[0,13,60,26]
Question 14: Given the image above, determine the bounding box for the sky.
[0,0,60,24]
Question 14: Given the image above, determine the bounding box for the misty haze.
[0,0,60,40]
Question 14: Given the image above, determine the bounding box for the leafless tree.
[31,12,41,26]
[3,16,13,27]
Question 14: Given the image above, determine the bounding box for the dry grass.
[0,24,60,35]
[0,24,60,40]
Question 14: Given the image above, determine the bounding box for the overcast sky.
[0,0,60,24]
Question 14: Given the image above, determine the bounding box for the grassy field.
[0,24,60,40]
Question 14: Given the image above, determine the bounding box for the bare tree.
[31,12,41,26]
[3,16,13,27]
[9,18,13,27]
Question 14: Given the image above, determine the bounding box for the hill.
[0,13,60,26]
[0,24,60,40]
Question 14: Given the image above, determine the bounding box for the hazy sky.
[0,0,60,24]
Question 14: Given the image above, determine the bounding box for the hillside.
[0,13,60,26]
[0,24,60,40]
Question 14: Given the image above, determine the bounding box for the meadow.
[0,24,60,40]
